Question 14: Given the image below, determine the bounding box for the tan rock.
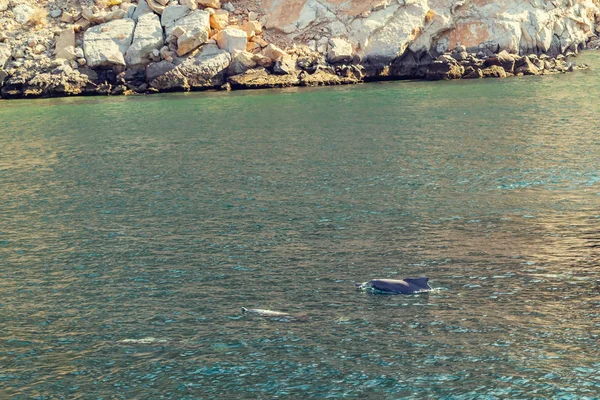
[61,11,74,23]
[210,10,229,30]
[74,18,91,32]
[54,26,76,61]
[262,43,285,61]
[241,20,262,38]
[252,53,272,67]
[246,41,261,53]
[198,0,220,8]
[251,36,268,47]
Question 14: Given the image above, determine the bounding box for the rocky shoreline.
[0,0,595,100]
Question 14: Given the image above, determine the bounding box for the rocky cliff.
[0,0,598,98]
[256,0,600,63]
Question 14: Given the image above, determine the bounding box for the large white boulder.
[216,27,248,54]
[327,38,353,63]
[83,19,136,68]
[125,13,164,66]
[165,9,210,43]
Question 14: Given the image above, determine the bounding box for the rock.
[165,9,210,42]
[252,53,272,67]
[132,0,152,20]
[61,11,75,23]
[241,21,262,38]
[272,54,296,75]
[222,2,235,12]
[150,48,231,90]
[54,27,77,61]
[198,0,220,9]
[227,68,299,89]
[74,18,91,32]
[215,28,247,55]
[179,0,197,10]
[300,68,361,86]
[515,56,540,76]
[0,69,7,87]
[481,65,507,78]
[426,56,464,80]
[82,7,128,25]
[0,43,11,68]
[83,19,136,68]
[462,67,483,79]
[125,13,164,66]
[161,5,189,28]
[210,10,228,30]
[484,50,516,73]
[49,9,62,18]
[146,0,167,15]
[12,4,35,24]
[227,50,257,75]
[1,68,96,98]
[146,60,176,82]
[262,43,285,62]
[327,38,352,64]
[164,10,211,56]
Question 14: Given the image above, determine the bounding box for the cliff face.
[0,0,598,98]
[248,0,599,62]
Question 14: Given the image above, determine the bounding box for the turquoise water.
[1,53,600,398]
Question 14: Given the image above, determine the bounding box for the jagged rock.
[0,69,7,87]
[241,21,262,38]
[462,67,483,79]
[54,27,77,61]
[515,56,540,76]
[262,43,285,62]
[300,68,361,86]
[132,0,153,20]
[426,56,464,80]
[228,68,299,89]
[210,10,229,30]
[216,28,247,55]
[227,51,257,75]
[272,54,296,75]
[327,38,353,63]
[150,47,231,90]
[125,13,164,66]
[484,50,516,73]
[481,65,507,78]
[1,68,96,98]
[161,5,190,28]
[146,0,167,15]
[165,9,210,44]
[12,4,35,24]
[0,43,11,68]
[252,53,272,67]
[83,19,136,68]
[146,60,176,82]
[82,7,128,25]
[198,0,220,8]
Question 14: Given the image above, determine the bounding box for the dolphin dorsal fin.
[404,277,430,289]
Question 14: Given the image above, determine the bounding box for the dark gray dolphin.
[356,278,432,294]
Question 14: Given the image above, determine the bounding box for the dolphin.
[356,277,432,294]
[241,307,309,321]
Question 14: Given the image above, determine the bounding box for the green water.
[1,53,600,399]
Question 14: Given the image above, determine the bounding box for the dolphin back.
[403,277,431,290]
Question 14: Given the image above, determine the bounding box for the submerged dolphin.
[241,307,309,321]
[356,278,432,294]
